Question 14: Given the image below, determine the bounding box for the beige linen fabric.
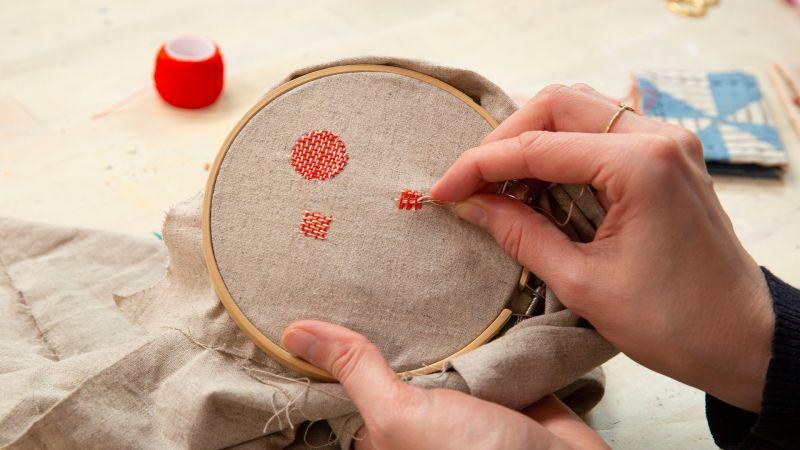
[0,57,616,449]
[212,70,520,371]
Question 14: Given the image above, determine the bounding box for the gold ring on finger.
[603,103,636,134]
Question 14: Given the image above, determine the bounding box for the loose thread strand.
[91,86,151,119]
[394,184,587,228]
[531,184,587,227]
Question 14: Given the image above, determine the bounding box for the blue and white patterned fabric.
[636,70,786,173]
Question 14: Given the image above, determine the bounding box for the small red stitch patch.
[290,129,348,180]
[397,189,424,210]
[300,211,333,240]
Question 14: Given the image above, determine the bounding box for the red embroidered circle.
[290,130,348,180]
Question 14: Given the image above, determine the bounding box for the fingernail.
[283,329,318,361]
[453,200,487,227]
[429,180,442,197]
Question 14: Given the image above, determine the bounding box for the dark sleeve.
[705,267,800,450]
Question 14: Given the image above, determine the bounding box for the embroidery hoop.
[202,64,514,382]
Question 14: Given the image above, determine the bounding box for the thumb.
[452,194,583,284]
[281,320,406,415]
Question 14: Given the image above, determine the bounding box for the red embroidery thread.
[397,189,424,210]
[300,211,333,240]
[290,130,348,180]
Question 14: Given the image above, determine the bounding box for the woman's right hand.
[431,84,775,413]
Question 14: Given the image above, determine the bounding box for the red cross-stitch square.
[397,189,424,210]
[299,211,333,240]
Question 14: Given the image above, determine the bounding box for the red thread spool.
[154,36,224,109]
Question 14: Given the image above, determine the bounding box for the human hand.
[282,321,608,450]
[430,84,774,413]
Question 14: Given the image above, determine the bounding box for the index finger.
[431,131,639,202]
[485,84,656,142]
[485,84,704,161]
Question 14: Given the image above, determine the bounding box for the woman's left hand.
[282,320,608,450]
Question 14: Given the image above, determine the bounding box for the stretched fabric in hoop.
[208,64,521,375]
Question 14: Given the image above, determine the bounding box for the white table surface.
[2,0,799,448]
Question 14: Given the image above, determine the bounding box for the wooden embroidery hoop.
[202,64,514,382]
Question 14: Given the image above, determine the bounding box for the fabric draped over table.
[0,57,616,449]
